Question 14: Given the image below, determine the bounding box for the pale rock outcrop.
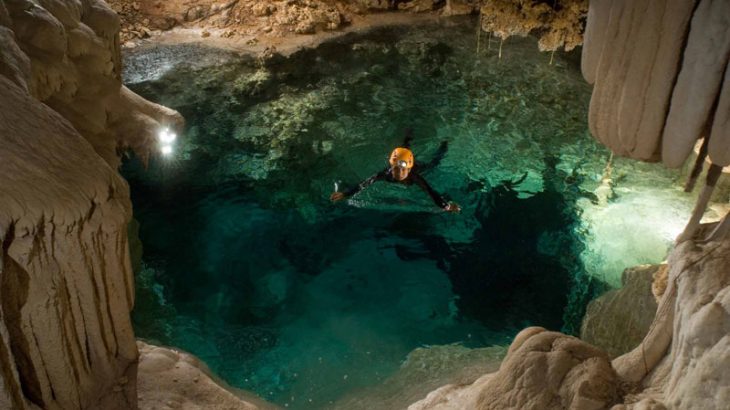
[581,265,660,359]
[2,0,183,168]
[0,74,137,410]
[0,0,184,408]
[612,228,730,409]
[409,327,622,410]
[137,342,273,410]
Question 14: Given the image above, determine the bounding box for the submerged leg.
[402,127,414,149]
[419,141,449,173]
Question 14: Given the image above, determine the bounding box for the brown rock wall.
[0,75,137,410]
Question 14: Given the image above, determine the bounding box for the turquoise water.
[122,18,694,408]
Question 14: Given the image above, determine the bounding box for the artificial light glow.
[159,128,177,144]
[160,145,173,155]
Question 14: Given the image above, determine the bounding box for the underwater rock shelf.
[121,20,696,409]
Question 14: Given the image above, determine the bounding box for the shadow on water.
[389,155,608,335]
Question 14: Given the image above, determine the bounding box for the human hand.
[330,192,346,202]
[444,202,461,213]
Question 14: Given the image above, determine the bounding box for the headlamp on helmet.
[389,147,414,170]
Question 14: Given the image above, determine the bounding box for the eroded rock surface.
[0,0,183,408]
[137,342,274,410]
[1,0,183,168]
[409,327,622,410]
[655,237,730,409]
[0,73,137,410]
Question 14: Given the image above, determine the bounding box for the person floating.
[330,129,461,213]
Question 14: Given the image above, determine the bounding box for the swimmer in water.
[330,128,461,213]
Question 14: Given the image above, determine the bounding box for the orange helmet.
[389,147,414,169]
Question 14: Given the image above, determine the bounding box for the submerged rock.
[580,264,660,358]
[331,344,506,410]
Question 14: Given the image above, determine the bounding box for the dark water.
[122,18,690,408]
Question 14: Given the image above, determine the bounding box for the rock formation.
[411,1,730,408]
[137,342,273,410]
[0,0,181,408]
[106,0,480,44]
[0,73,137,410]
[409,327,622,410]
[410,227,730,410]
[580,265,660,359]
[582,0,730,242]
[1,0,183,168]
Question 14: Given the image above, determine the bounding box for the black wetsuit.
[342,130,450,209]
[344,167,449,209]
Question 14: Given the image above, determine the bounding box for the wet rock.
[581,264,660,358]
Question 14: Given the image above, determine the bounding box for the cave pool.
[121,18,696,409]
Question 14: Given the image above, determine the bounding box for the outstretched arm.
[331,168,388,201]
[411,172,460,212]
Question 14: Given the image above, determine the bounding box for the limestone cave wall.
[0,0,182,408]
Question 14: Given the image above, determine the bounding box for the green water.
[122,18,695,408]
